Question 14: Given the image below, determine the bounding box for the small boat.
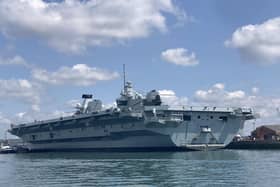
[0,143,16,154]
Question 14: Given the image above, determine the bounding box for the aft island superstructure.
[9,80,256,151]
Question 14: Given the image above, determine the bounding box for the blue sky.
[1,0,280,137]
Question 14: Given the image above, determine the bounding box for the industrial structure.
[251,125,280,141]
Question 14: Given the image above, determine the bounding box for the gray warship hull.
[9,106,254,151]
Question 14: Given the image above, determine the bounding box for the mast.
[4,130,7,144]
[123,64,126,91]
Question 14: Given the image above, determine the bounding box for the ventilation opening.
[31,135,36,140]
[183,115,191,121]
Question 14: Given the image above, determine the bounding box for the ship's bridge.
[116,81,143,112]
[116,81,164,113]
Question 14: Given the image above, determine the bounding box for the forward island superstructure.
[9,78,256,151]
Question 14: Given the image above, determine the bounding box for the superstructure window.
[197,115,201,119]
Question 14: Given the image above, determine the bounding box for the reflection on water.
[1,150,280,186]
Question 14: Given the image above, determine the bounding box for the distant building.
[251,125,280,141]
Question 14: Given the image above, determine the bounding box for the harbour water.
[0,150,279,187]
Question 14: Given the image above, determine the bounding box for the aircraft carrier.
[8,68,256,151]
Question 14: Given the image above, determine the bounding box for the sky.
[1,0,280,138]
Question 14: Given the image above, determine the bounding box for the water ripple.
[1,150,280,186]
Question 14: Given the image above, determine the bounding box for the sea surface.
[0,150,279,187]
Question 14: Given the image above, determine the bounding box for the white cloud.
[0,113,12,139]
[15,112,25,119]
[0,113,11,125]
[213,83,225,90]
[0,55,28,66]
[159,89,188,106]
[252,87,259,94]
[194,83,246,103]
[193,83,280,121]
[49,110,72,119]
[0,79,41,111]
[32,64,119,86]
[161,48,199,66]
[66,99,81,108]
[226,90,245,100]
[103,102,117,109]
[12,110,73,126]
[0,0,184,53]
[225,17,280,64]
